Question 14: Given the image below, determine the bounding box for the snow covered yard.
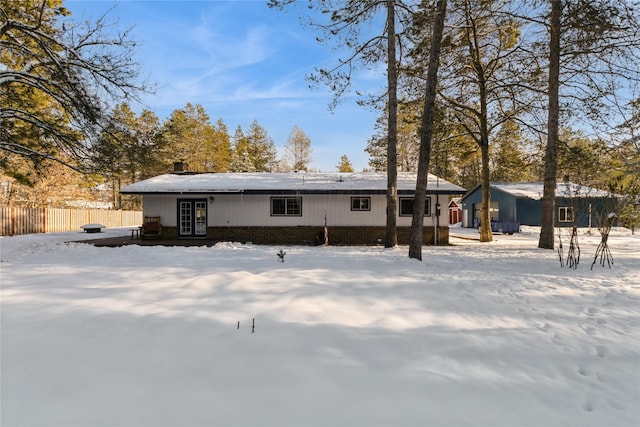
[1,227,639,427]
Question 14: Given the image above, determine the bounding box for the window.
[271,197,302,216]
[351,197,371,211]
[559,206,574,223]
[399,197,431,216]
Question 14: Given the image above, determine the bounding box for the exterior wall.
[462,187,502,227]
[160,225,450,246]
[461,190,480,227]
[209,193,396,227]
[461,186,618,228]
[141,193,454,244]
[516,198,541,225]
[142,193,450,228]
[462,187,540,227]
[557,197,619,228]
[490,190,517,222]
[141,195,181,226]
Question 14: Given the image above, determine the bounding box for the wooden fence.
[0,207,143,236]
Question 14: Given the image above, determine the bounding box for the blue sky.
[65,0,387,172]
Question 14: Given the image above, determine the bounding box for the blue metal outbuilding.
[460,182,618,231]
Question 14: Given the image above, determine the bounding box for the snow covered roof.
[491,182,613,200]
[120,172,467,195]
[448,197,462,207]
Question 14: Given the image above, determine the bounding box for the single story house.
[460,182,618,230]
[120,169,467,245]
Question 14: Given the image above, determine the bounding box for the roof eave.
[120,188,467,196]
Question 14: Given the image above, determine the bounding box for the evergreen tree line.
[2,1,639,236]
[2,97,348,209]
[92,101,353,209]
[366,107,639,201]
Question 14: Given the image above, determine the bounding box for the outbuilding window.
[271,197,302,216]
[399,197,431,216]
[351,197,371,211]
[558,206,574,223]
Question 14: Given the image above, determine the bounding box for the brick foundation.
[160,226,449,245]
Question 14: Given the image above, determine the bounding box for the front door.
[178,199,207,237]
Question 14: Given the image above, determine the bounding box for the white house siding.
[141,195,181,226]
[141,193,446,227]
[210,194,390,227]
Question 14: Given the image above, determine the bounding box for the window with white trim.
[558,206,574,222]
[351,197,371,211]
[399,197,431,216]
[271,197,302,216]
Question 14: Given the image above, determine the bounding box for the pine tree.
[244,120,278,172]
[366,101,421,173]
[269,0,414,247]
[162,104,230,172]
[1,0,150,171]
[230,126,255,172]
[336,155,354,173]
[211,118,232,172]
[436,0,529,242]
[490,120,532,182]
[136,109,167,179]
[534,0,640,249]
[91,104,144,208]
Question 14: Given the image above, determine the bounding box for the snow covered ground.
[1,226,639,427]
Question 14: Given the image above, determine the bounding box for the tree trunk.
[539,0,562,249]
[478,59,493,242]
[409,0,447,261]
[385,0,398,248]
[479,142,493,242]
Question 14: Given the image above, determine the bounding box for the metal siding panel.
[569,197,617,228]
[516,199,541,225]
[461,187,482,210]
[490,190,516,222]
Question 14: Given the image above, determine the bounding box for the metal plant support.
[557,227,564,267]
[557,226,580,269]
[591,213,616,270]
[566,226,580,269]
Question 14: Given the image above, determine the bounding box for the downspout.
[435,194,440,245]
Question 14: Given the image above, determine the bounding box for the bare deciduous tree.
[282,126,313,171]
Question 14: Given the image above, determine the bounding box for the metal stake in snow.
[252,318,255,333]
[324,213,329,246]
